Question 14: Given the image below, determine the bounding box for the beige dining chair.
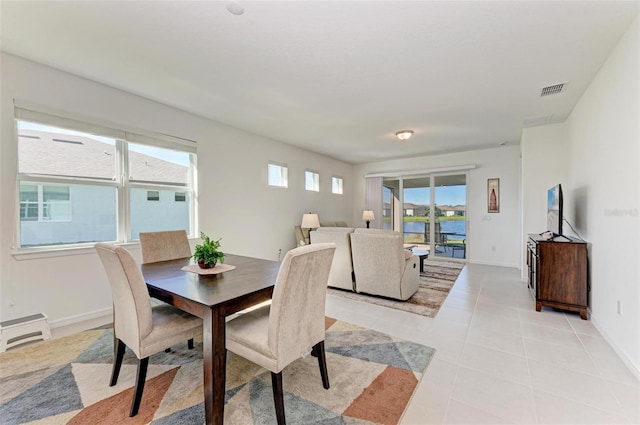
[225,243,336,425]
[139,229,194,351]
[139,229,191,264]
[95,243,202,417]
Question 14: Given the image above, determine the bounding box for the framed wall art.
[488,178,500,213]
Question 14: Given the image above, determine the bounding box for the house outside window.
[305,170,319,192]
[16,110,196,248]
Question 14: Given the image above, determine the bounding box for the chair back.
[268,243,335,367]
[96,243,153,355]
[139,230,191,264]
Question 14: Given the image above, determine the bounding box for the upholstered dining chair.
[139,229,191,264]
[225,243,336,425]
[139,229,194,351]
[95,243,202,417]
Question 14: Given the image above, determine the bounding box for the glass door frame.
[384,171,469,263]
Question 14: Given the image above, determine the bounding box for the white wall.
[352,146,522,268]
[0,53,353,326]
[520,123,568,277]
[521,17,639,376]
[566,16,638,374]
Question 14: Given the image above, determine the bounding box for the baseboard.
[48,307,113,338]
[590,314,640,381]
[469,259,520,269]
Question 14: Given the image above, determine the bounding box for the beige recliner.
[310,227,355,291]
[350,229,419,300]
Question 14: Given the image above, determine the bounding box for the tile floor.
[325,263,640,425]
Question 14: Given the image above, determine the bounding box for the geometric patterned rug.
[328,260,465,318]
[0,317,435,425]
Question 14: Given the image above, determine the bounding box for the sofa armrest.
[399,255,420,300]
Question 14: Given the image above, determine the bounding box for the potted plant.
[193,232,225,269]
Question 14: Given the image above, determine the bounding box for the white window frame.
[268,161,288,188]
[331,176,344,195]
[305,170,320,192]
[14,104,198,252]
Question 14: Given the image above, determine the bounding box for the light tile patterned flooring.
[325,263,640,424]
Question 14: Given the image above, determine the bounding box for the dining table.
[141,253,281,425]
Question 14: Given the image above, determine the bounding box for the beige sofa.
[310,227,419,301]
[294,221,348,246]
[350,229,419,300]
[309,227,355,291]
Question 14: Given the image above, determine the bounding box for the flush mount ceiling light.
[395,130,414,141]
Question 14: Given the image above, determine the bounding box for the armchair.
[350,229,419,300]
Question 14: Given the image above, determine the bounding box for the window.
[331,176,343,194]
[16,109,196,248]
[305,170,319,192]
[268,162,288,188]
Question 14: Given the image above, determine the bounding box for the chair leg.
[110,339,126,386]
[188,338,194,349]
[130,357,149,417]
[271,371,286,425]
[313,341,330,389]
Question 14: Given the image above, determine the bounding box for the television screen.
[547,184,563,236]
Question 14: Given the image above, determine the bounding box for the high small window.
[332,176,344,195]
[268,162,288,188]
[305,170,319,192]
[175,192,186,202]
[147,191,160,201]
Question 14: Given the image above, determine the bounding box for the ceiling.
[1,1,638,164]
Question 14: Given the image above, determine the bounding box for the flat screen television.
[547,184,563,236]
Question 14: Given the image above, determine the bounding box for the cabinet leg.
[580,309,588,320]
[535,302,542,312]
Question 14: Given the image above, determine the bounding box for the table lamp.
[301,213,320,244]
[362,210,375,228]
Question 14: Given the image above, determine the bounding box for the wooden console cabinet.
[527,234,588,319]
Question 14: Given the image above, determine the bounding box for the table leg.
[203,309,227,425]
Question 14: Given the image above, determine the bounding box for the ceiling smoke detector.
[226,1,244,15]
[540,83,566,97]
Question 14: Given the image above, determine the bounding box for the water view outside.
[403,220,466,236]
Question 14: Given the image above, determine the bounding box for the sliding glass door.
[433,174,467,259]
[383,173,467,261]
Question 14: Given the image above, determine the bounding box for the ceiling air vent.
[540,83,566,97]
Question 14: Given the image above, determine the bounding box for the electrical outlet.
[491,245,496,251]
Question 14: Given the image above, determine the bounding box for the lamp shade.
[362,210,375,221]
[301,213,320,229]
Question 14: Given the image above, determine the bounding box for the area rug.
[0,317,435,425]
[328,260,464,318]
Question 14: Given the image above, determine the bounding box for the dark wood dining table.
[141,253,281,425]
